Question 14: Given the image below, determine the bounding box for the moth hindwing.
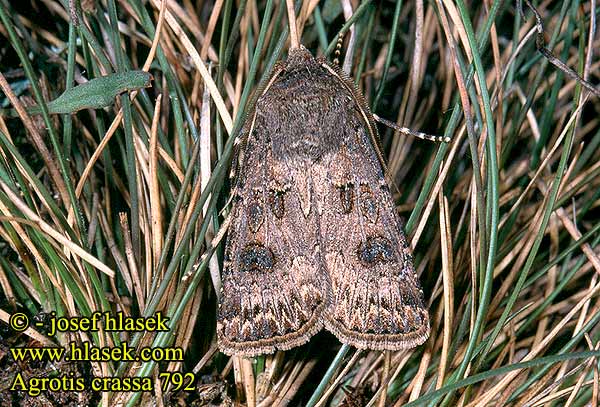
[217,46,430,356]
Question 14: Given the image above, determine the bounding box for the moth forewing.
[319,61,387,170]
[217,51,327,357]
[315,54,430,350]
[228,64,286,187]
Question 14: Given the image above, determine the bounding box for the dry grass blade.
[1,1,599,405]
[0,181,115,278]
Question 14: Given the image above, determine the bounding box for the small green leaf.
[1,70,152,116]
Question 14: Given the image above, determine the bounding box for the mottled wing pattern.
[218,47,429,355]
[217,71,326,356]
[317,63,430,350]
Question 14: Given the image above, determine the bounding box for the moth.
[217,45,430,357]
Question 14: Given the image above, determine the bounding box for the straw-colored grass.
[0,0,599,406]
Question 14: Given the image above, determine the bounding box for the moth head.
[285,45,316,70]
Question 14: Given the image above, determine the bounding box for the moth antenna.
[373,114,451,143]
[522,0,600,98]
[285,0,300,49]
[333,32,344,66]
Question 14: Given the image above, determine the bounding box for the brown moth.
[217,46,430,357]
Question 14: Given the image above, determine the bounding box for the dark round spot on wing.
[357,235,395,266]
[240,243,275,273]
